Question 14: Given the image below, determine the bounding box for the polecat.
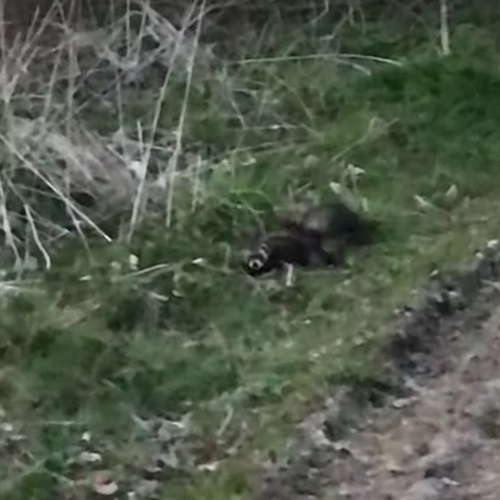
[242,201,380,279]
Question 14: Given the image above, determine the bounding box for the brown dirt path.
[253,242,500,500]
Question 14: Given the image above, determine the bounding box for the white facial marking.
[248,257,264,270]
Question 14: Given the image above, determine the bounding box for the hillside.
[1,1,500,499]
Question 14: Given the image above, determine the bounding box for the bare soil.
[253,242,500,500]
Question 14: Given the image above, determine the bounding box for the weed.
[1,1,500,499]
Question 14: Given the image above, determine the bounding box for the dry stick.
[440,0,451,56]
[234,53,403,67]
[285,263,295,287]
[50,0,77,131]
[331,117,399,164]
[123,4,173,241]
[0,177,21,268]
[127,1,199,240]
[0,6,49,103]
[42,34,65,119]
[24,204,51,270]
[127,121,148,242]
[165,0,206,228]
[62,5,78,135]
[190,153,203,213]
[132,0,197,230]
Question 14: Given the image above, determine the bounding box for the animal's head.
[241,244,274,276]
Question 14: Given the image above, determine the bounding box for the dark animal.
[242,201,380,278]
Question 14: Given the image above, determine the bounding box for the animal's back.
[242,199,381,278]
[300,201,379,244]
[263,232,312,266]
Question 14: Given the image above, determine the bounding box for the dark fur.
[242,201,380,277]
[283,201,380,247]
[242,230,340,277]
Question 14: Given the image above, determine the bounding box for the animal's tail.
[348,216,383,246]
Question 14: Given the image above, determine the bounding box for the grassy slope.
[2,4,500,499]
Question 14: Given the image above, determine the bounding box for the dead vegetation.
[0,0,216,271]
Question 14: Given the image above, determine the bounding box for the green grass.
[2,3,500,499]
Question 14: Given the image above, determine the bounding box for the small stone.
[0,423,13,433]
[386,459,406,475]
[465,378,500,438]
[417,430,481,479]
[81,431,92,443]
[91,470,119,496]
[78,451,102,465]
[400,478,443,500]
[392,397,418,409]
[128,479,160,499]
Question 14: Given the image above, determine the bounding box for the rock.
[391,396,418,409]
[465,378,500,438]
[417,430,481,479]
[400,478,443,500]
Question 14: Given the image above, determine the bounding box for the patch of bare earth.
[254,243,500,500]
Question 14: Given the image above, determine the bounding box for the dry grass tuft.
[0,0,211,265]
[4,117,139,234]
